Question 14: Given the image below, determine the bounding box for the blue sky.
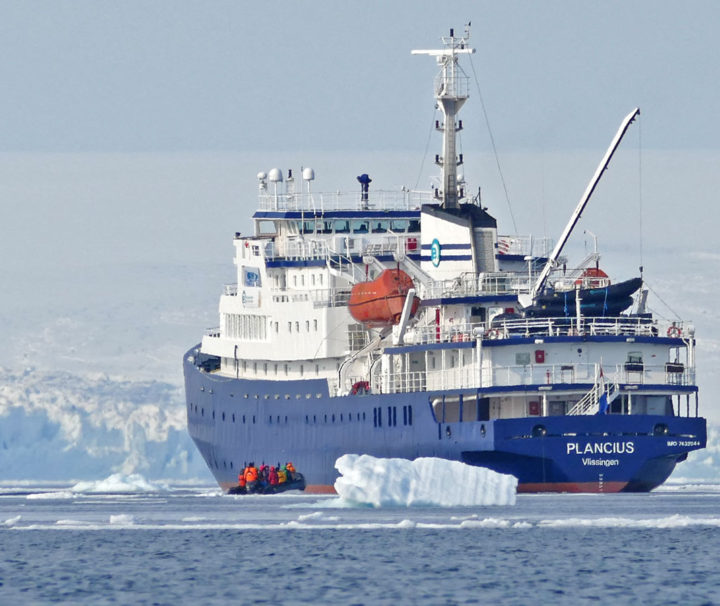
[1,1,719,153]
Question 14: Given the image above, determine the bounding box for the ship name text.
[566,441,635,455]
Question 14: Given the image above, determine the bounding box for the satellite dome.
[257,172,267,181]
[268,168,283,182]
[302,167,315,181]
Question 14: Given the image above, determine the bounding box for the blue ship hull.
[184,347,706,493]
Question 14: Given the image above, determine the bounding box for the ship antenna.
[412,27,475,209]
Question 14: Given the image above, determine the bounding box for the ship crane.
[530,108,640,299]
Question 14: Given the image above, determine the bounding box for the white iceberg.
[334,454,517,507]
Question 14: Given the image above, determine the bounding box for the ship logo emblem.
[430,238,441,267]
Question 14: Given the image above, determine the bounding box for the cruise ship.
[184,28,706,493]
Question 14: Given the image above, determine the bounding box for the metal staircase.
[567,370,619,415]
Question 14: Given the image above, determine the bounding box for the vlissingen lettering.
[581,458,620,467]
[566,441,635,455]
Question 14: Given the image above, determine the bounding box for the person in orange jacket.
[244,462,259,492]
[285,461,296,482]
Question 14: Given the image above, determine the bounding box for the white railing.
[309,288,351,308]
[422,272,533,299]
[258,190,433,212]
[373,361,694,395]
[404,316,689,345]
[496,235,554,258]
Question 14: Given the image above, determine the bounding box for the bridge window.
[351,220,369,233]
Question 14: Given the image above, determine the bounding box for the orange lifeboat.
[348,269,420,326]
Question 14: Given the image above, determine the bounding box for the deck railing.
[258,189,433,212]
[403,316,690,345]
[371,362,694,395]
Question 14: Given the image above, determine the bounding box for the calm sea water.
[1,485,719,605]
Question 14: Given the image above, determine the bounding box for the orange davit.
[348,268,420,326]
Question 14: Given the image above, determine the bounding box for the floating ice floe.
[334,454,517,507]
[3,515,22,527]
[109,514,136,525]
[26,490,75,500]
[71,473,166,493]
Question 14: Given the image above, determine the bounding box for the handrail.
[257,189,433,212]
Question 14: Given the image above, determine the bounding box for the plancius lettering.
[566,441,635,455]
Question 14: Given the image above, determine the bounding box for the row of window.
[225,316,321,339]
[234,360,325,378]
[293,219,420,235]
[372,405,413,428]
[223,314,268,340]
[188,403,377,427]
[305,412,367,424]
[198,387,324,399]
[290,273,324,288]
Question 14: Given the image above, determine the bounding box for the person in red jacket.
[268,466,279,486]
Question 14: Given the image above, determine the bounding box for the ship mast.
[412,27,475,209]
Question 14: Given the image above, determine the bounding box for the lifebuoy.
[667,326,682,338]
[486,328,500,340]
